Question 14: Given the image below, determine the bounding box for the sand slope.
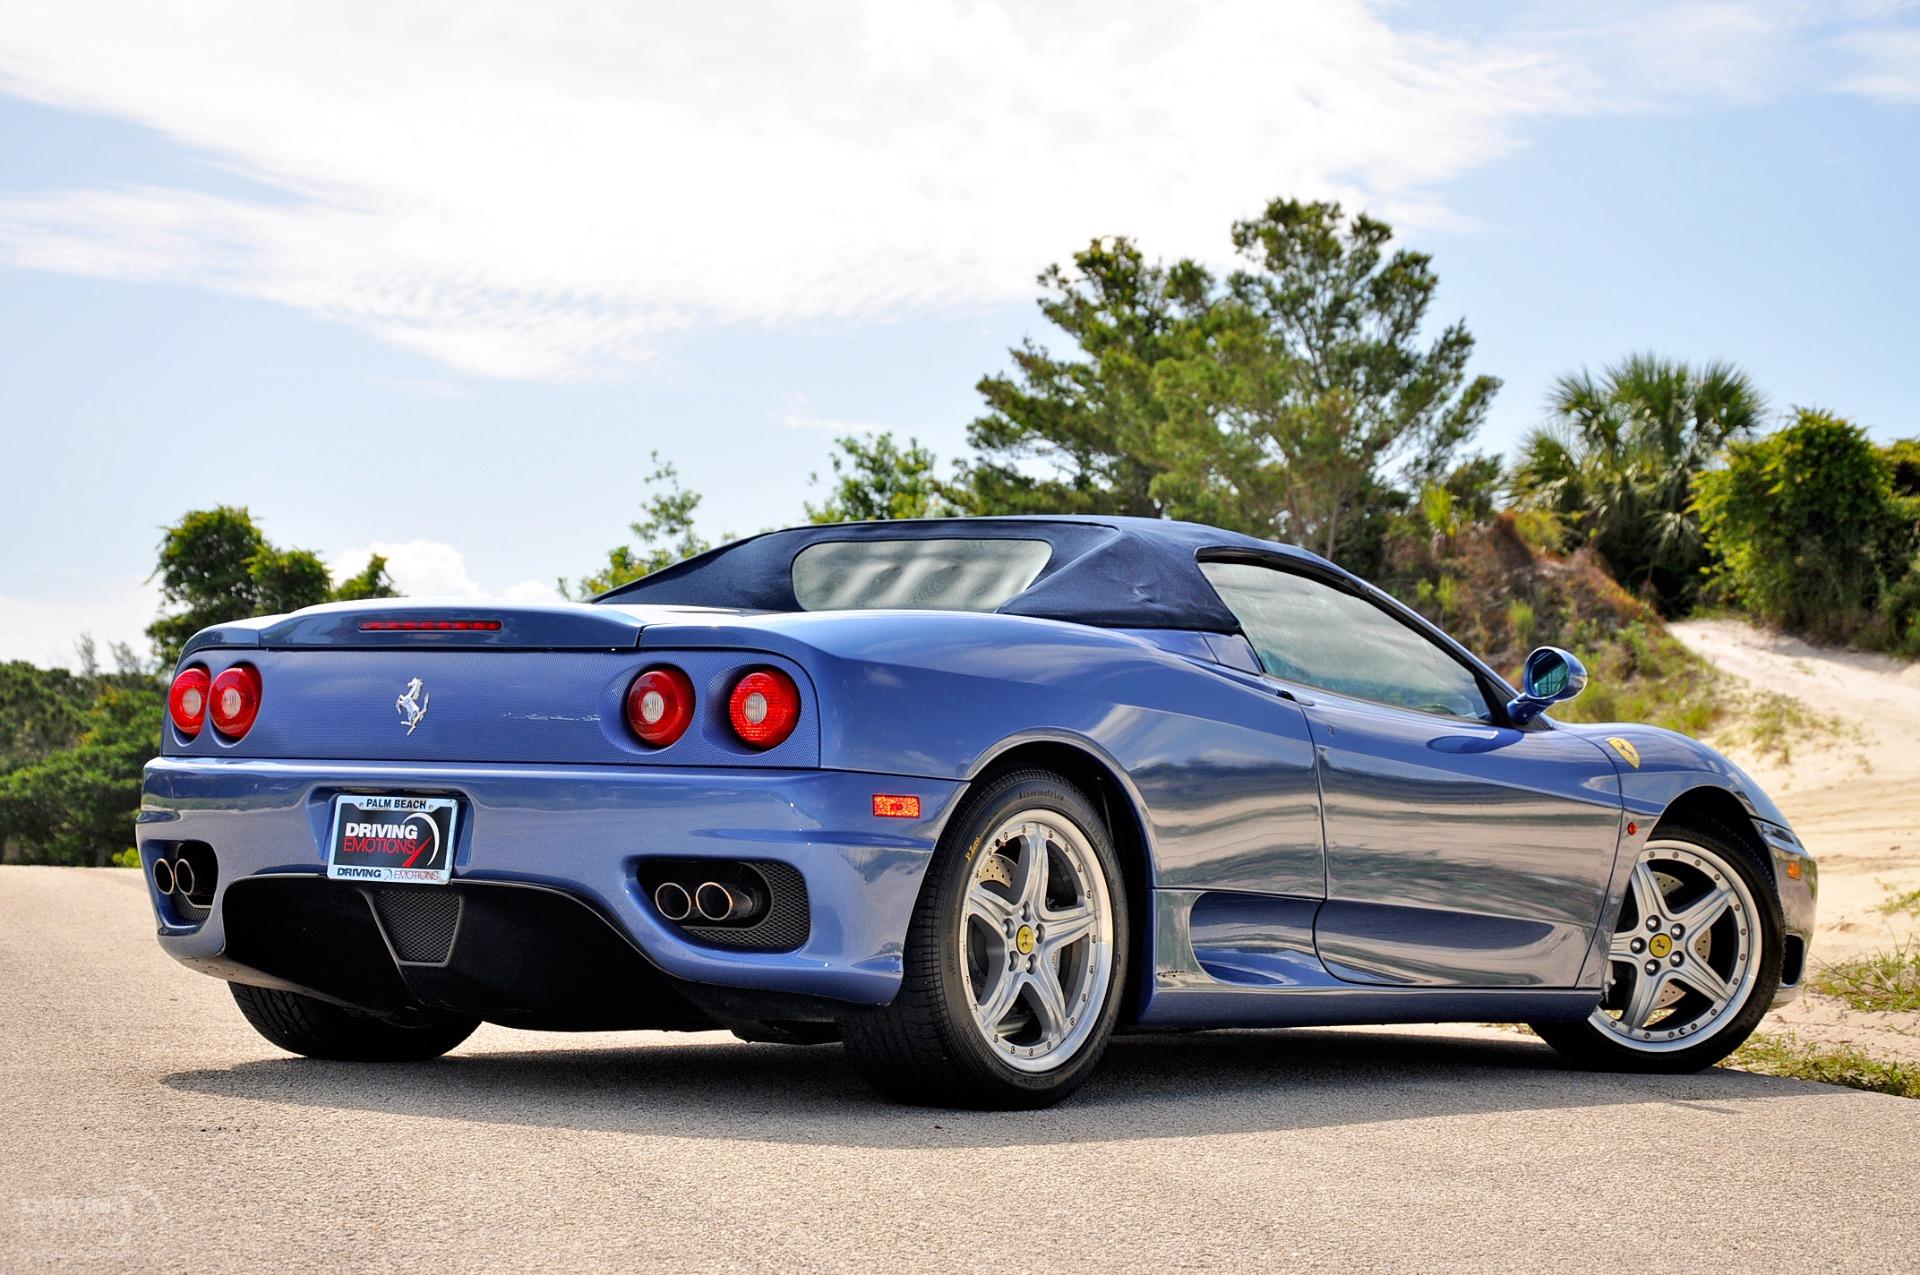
[1671,618,1920,1058]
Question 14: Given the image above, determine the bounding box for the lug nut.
[1630,938,1645,954]
[1644,960,1660,976]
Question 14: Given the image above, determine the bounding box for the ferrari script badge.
[396,677,430,735]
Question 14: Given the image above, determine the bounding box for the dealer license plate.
[325,794,459,884]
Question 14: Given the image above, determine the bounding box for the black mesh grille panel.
[370,887,463,963]
[682,862,810,951]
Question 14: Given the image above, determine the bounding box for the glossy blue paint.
[161,647,820,768]
[1293,687,1623,987]
[139,515,1815,1036]
[140,756,959,1004]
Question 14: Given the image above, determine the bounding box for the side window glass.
[1200,561,1492,722]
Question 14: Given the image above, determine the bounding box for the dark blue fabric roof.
[596,516,1332,631]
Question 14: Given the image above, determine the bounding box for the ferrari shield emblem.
[1606,736,1641,769]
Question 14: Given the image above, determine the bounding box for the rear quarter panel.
[633,610,1326,896]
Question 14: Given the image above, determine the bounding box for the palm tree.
[1511,354,1763,611]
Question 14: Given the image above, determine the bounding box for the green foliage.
[0,679,164,866]
[1884,438,1920,499]
[1729,1032,1920,1099]
[806,433,959,523]
[958,198,1498,575]
[330,553,396,602]
[1511,354,1763,612]
[1812,948,1920,1014]
[0,660,91,774]
[148,507,395,665]
[109,847,141,869]
[1548,621,1723,739]
[1694,409,1913,642]
[563,454,713,598]
[1879,554,1920,657]
[1506,599,1537,651]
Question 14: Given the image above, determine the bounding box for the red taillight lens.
[625,666,695,747]
[167,665,211,736]
[728,669,800,750]
[208,664,262,738]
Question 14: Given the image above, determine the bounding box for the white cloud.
[1838,28,1920,100]
[778,392,896,435]
[503,579,563,604]
[0,1,1587,380]
[329,540,560,604]
[0,576,159,668]
[3,3,1910,381]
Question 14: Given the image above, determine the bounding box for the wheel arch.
[958,733,1158,1023]
[1652,784,1772,878]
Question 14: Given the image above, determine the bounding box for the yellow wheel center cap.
[1649,933,1673,958]
[1015,924,1036,955]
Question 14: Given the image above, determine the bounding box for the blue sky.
[2,1,1917,665]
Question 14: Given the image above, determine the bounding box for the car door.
[1200,559,1624,988]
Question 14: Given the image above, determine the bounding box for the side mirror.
[1507,646,1588,725]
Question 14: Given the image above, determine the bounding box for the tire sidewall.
[1556,821,1785,1071]
[924,772,1130,1102]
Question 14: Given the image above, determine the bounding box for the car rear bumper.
[138,757,961,1014]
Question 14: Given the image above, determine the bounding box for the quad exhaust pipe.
[151,857,175,896]
[650,876,763,925]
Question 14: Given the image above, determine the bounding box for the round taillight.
[728,669,800,750]
[626,666,695,747]
[167,665,210,736]
[208,664,262,738]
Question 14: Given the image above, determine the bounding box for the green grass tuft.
[1728,1032,1920,1098]
[1878,886,1920,917]
[1812,949,1920,1014]
[1551,622,1724,737]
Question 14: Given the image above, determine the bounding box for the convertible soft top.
[597,515,1327,630]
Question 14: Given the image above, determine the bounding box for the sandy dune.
[1670,618,1920,1058]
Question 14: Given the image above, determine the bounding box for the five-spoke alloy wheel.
[839,769,1128,1108]
[960,809,1116,1071]
[1533,821,1782,1072]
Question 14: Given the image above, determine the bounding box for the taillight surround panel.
[159,648,819,768]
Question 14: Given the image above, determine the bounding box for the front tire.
[839,769,1129,1109]
[1532,819,1782,1073]
[229,983,479,1062]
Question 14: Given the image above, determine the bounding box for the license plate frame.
[325,793,460,885]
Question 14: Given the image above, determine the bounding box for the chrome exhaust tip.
[653,881,693,923]
[171,856,196,899]
[694,881,761,923]
[151,857,175,896]
[692,882,733,922]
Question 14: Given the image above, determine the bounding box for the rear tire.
[839,768,1129,1109]
[229,982,479,1062]
[1531,819,1782,1073]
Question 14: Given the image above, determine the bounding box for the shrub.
[1694,409,1912,643]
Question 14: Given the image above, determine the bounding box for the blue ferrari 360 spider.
[140,516,1815,1107]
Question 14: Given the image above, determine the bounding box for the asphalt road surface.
[4,867,1916,1274]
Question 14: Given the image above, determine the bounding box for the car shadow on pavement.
[160,1026,1836,1148]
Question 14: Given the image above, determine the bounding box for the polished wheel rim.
[960,808,1115,1073]
[1592,838,1763,1052]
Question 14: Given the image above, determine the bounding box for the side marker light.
[872,794,921,819]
